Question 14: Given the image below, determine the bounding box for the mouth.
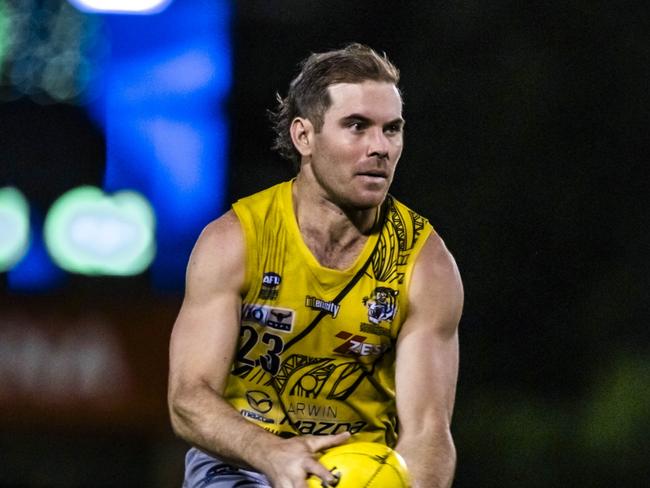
[356,170,388,180]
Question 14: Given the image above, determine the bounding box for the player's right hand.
[259,432,350,488]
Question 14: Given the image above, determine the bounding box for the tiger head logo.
[362,287,399,325]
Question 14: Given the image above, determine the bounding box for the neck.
[292,175,381,269]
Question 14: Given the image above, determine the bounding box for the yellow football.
[308,441,412,487]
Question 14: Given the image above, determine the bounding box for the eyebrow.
[340,114,405,127]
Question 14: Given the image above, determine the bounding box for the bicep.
[169,212,246,397]
[395,234,463,435]
[395,320,459,433]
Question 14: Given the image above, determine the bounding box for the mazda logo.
[246,390,273,414]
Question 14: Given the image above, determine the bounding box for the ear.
[290,117,314,157]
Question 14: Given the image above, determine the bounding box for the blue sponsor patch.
[242,304,295,332]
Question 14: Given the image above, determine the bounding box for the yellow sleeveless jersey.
[225,180,433,447]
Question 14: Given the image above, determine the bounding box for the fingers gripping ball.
[308,442,412,487]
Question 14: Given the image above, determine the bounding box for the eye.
[348,121,366,131]
[384,124,403,135]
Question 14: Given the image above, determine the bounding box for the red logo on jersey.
[333,331,389,357]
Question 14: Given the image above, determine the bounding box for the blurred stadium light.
[67,0,173,15]
[43,186,156,276]
[0,0,100,103]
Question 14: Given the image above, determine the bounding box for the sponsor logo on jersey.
[334,331,390,357]
[241,409,274,424]
[259,272,281,299]
[246,390,273,414]
[286,402,338,420]
[304,295,340,318]
[242,304,295,332]
[278,417,367,436]
[362,286,399,324]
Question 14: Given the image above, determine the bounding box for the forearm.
[169,384,281,471]
[169,383,350,487]
[396,429,456,488]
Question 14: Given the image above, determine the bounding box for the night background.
[1,0,648,486]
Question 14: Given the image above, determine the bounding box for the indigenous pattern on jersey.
[226,180,433,447]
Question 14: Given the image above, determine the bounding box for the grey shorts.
[183,447,271,488]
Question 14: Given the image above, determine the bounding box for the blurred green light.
[0,1,101,103]
[0,187,31,272]
[44,186,156,276]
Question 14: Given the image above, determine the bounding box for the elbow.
[168,403,187,439]
[167,378,227,444]
[167,384,196,441]
[397,421,455,454]
[167,397,184,439]
[396,428,456,485]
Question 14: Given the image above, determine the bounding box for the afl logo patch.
[262,272,281,287]
[260,272,282,299]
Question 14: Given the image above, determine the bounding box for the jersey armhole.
[398,223,435,321]
[231,202,255,299]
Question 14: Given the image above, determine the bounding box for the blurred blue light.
[85,0,232,290]
[8,213,66,292]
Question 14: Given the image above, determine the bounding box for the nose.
[367,128,389,160]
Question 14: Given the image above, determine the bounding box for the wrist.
[240,428,285,473]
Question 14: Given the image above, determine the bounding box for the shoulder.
[417,233,461,284]
[192,210,244,259]
[185,210,246,297]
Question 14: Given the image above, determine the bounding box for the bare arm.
[168,211,347,488]
[394,233,463,488]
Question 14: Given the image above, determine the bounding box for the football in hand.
[307,441,411,487]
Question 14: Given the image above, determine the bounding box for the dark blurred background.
[1,0,648,486]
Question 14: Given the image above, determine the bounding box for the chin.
[347,191,388,210]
